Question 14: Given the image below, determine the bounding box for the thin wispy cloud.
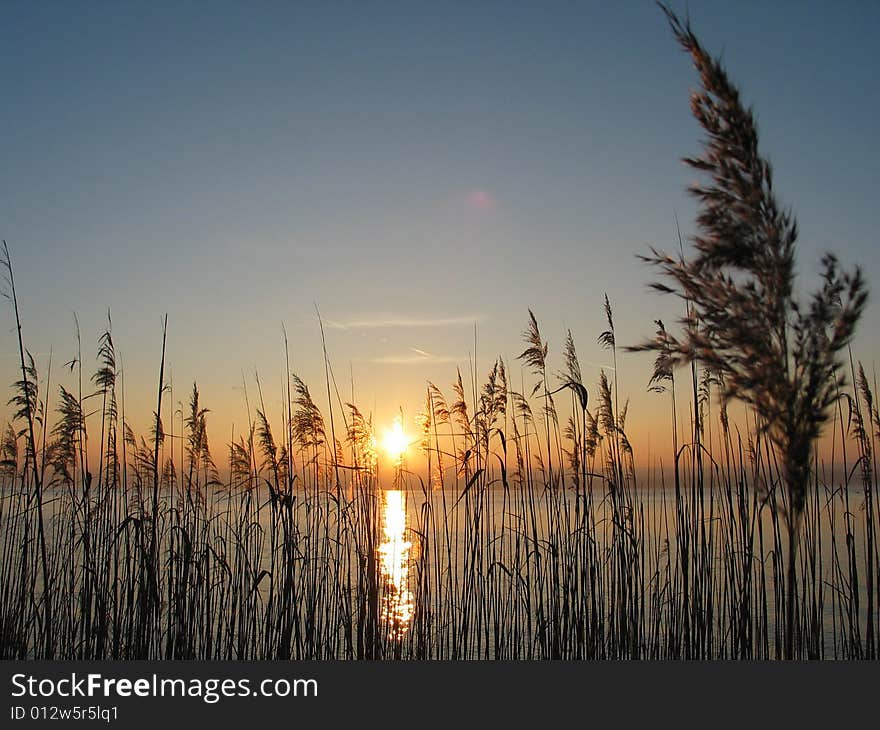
[581,360,616,372]
[325,315,485,331]
[365,348,463,366]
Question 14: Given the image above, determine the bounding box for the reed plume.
[633,4,868,657]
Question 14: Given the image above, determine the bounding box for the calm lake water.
[2,476,876,659]
[375,479,876,656]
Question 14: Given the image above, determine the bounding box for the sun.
[381,416,410,464]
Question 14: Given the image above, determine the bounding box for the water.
[1,476,876,659]
[379,490,413,639]
[378,478,877,658]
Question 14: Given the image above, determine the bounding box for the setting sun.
[381,416,410,463]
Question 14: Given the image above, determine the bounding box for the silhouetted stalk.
[2,241,52,657]
[633,5,867,659]
[147,314,168,654]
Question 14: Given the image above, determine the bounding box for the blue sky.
[2,0,878,460]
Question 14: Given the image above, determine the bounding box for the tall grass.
[0,295,876,659]
[633,5,867,658]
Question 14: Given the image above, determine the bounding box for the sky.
[1,0,878,466]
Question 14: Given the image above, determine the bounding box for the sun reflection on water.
[379,489,413,639]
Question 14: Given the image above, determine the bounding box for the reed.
[0,292,874,659]
[631,4,868,658]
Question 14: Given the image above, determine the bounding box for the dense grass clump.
[0,292,877,659]
[632,5,867,658]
